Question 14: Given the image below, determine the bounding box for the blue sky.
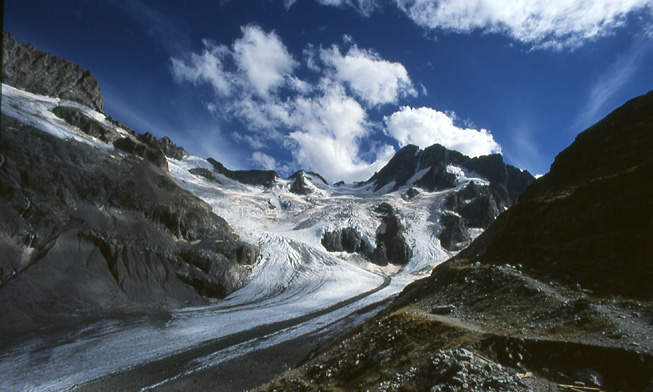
[4,0,653,181]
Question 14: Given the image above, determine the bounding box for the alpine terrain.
[1,31,651,392]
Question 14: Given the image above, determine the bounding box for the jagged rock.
[189,167,217,181]
[158,136,188,160]
[366,143,534,208]
[51,106,121,143]
[373,203,412,265]
[0,115,257,338]
[413,161,457,191]
[402,187,420,200]
[2,32,104,112]
[290,172,313,195]
[322,228,369,254]
[438,213,471,252]
[333,181,345,187]
[445,182,502,229]
[207,158,278,187]
[113,132,168,169]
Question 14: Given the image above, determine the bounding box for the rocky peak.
[206,158,279,187]
[158,136,189,160]
[2,32,104,113]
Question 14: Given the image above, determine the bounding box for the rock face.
[114,132,169,170]
[207,158,279,187]
[158,136,189,160]
[460,90,653,299]
[367,144,534,207]
[2,32,104,113]
[289,171,313,195]
[0,115,258,338]
[366,143,534,252]
[321,203,411,266]
[52,106,122,143]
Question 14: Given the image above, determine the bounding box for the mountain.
[0,33,538,390]
[259,91,653,391]
[0,40,258,339]
[2,32,104,113]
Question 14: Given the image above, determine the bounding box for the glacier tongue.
[0,83,482,391]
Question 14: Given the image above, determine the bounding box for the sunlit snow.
[0,84,488,391]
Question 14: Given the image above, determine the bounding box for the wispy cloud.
[111,0,190,54]
[290,0,653,50]
[575,36,652,129]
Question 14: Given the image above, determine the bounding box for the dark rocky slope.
[0,116,259,339]
[2,32,104,113]
[460,90,653,300]
[207,158,279,187]
[0,34,258,339]
[259,92,653,391]
[366,143,535,251]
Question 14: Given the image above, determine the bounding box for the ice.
[0,85,495,391]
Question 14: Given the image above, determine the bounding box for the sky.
[4,0,653,182]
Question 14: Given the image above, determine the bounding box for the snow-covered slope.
[0,83,498,391]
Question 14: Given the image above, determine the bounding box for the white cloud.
[284,82,395,182]
[233,25,298,97]
[251,151,277,170]
[290,0,653,49]
[171,26,419,181]
[170,41,232,95]
[385,106,502,157]
[395,0,653,49]
[320,45,416,106]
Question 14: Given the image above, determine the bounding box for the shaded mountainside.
[0,34,258,338]
[460,90,653,300]
[0,115,259,339]
[2,32,104,113]
[259,92,653,391]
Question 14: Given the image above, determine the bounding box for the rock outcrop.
[366,144,534,208]
[460,90,653,299]
[207,158,279,187]
[158,136,189,160]
[321,203,412,266]
[0,115,258,338]
[289,171,313,195]
[2,32,104,113]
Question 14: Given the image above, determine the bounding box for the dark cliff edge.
[2,32,104,113]
[259,92,653,392]
[0,34,259,339]
[459,90,653,300]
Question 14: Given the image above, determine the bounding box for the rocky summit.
[2,32,104,113]
[1,32,651,392]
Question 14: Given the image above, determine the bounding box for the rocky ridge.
[2,32,104,113]
[258,91,653,391]
[0,35,260,338]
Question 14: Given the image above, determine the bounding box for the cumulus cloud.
[320,45,416,106]
[171,25,408,182]
[385,106,501,157]
[283,82,395,181]
[233,25,298,96]
[251,151,278,170]
[170,26,296,98]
